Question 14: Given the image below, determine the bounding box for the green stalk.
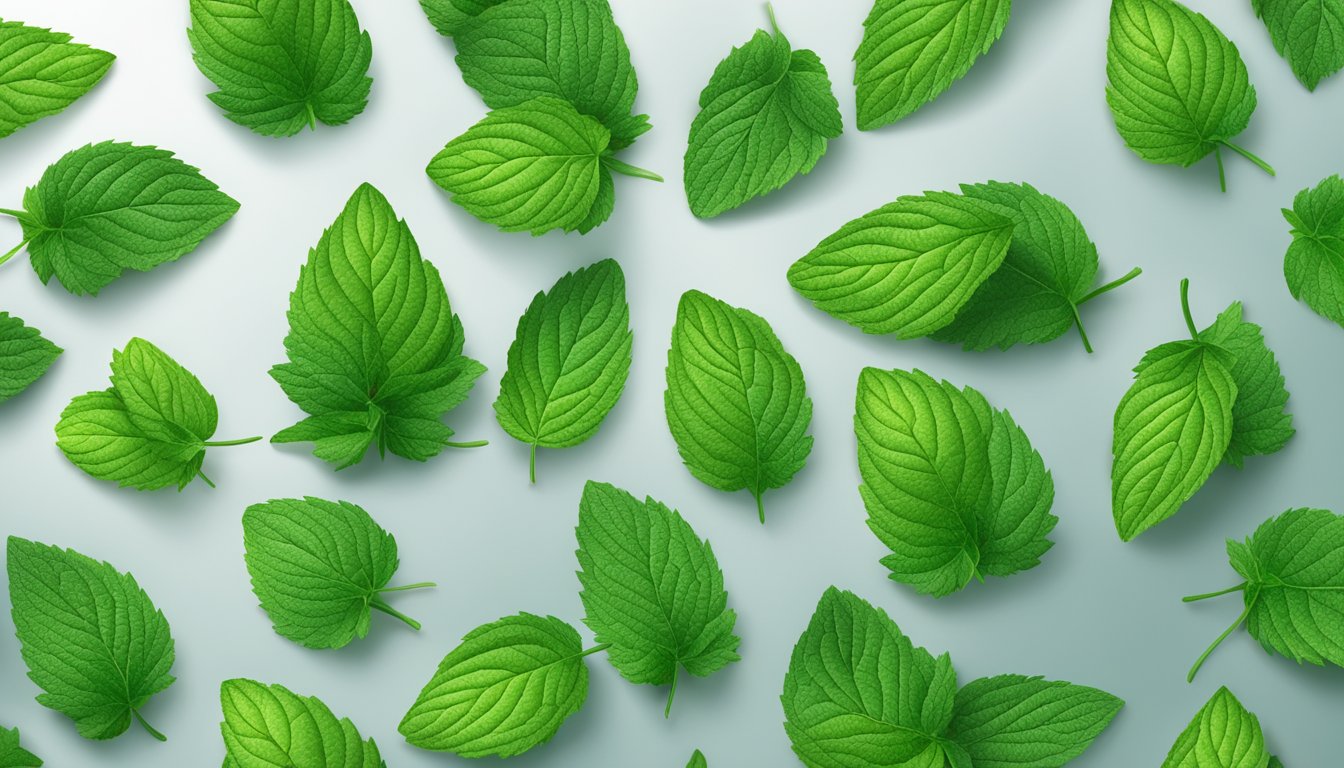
[446,440,488,449]
[604,156,664,183]
[765,2,780,33]
[378,581,436,593]
[755,492,766,525]
[1215,145,1227,193]
[579,643,611,658]
[203,436,263,447]
[1218,140,1275,178]
[196,469,217,489]
[134,709,168,742]
[371,598,422,631]
[1183,582,1246,602]
[1078,267,1143,305]
[530,443,538,485]
[1070,303,1094,354]
[665,666,679,718]
[1179,278,1198,340]
[1187,590,1257,683]
[0,239,27,268]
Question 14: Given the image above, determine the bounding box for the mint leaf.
[0,312,61,404]
[931,181,1141,352]
[400,613,593,758]
[220,679,383,767]
[56,338,259,491]
[1254,0,1344,90]
[419,0,505,36]
[1106,0,1273,190]
[665,290,812,522]
[576,481,740,716]
[0,141,239,296]
[857,367,1055,596]
[270,183,486,468]
[1161,687,1270,768]
[0,726,41,767]
[948,675,1124,768]
[243,497,434,650]
[0,20,113,139]
[6,537,175,741]
[1197,303,1294,467]
[187,0,372,136]
[788,190,1014,338]
[1283,174,1344,327]
[683,5,841,218]
[1184,508,1344,682]
[687,750,707,768]
[494,259,632,481]
[452,0,649,148]
[854,0,1011,130]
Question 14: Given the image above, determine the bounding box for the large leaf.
[0,20,113,139]
[1253,0,1344,90]
[220,679,384,768]
[1161,687,1270,768]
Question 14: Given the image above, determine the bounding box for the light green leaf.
[788,191,1014,338]
[220,679,384,768]
[1253,0,1344,90]
[1,141,239,296]
[243,497,434,650]
[270,183,486,468]
[0,726,41,767]
[0,312,61,404]
[1161,687,1270,768]
[6,537,175,741]
[948,675,1123,768]
[494,259,632,482]
[687,749,708,768]
[419,0,505,37]
[854,0,1012,130]
[1282,174,1344,327]
[187,0,373,136]
[856,368,1056,597]
[1106,0,1272,190]
[576,481,740,715]
[0,20,113,140]
[665,290,812,522]
[683,6,841,218]
[400,613,592,758]
[1197,303,1294,467]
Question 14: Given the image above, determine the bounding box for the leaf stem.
[665,666,679,718]
[203,436,262,447]
[1070,302,1094,354]
[378,581,436,593]
[0,239,28,268]
[0,208,26,219]
[134,709,167,742]
[370,598,421,631]
[1219,140,1275,178]
[765,2,780,34]
[196,469,216,489]
[755,492,766,525]
[603,156,664,183]
[1187,590,1257,683]
[1179,278,1198,340]
[1183,582,1246,602]
[1215,145,1227,193]
[579,643,611,658]
[445,440,488,449]
[305,102,317,131]
[530,443,537,485]
[1078,267,1143,304]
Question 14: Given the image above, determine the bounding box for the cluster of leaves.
[1111,280,1293,541]
[790,182,1140,352]
[0,312,60,404]
[1161,687,1282,767]
[219,679,385,767]
[1282,174,1344,327]
[1254,0,1344,91]
[399,481,738,758]
[0,19,113,139]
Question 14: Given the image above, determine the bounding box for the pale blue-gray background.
[1,0,1341,765]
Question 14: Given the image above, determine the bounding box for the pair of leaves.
[1282,174,1344,327]
[789,183,1138,351]
[56,338,260,491]
[782,588,1123,768]
[1,141,239,296]
[683,6,842,218]
[187,0,373,136]
[270,183,486,468]
[1162,687,1279,767]
[1106,0,1274,190]
[1254,0,1344,91]
[220,679,384,767]
[0,19,113,140]
[7,537,175,741]
[243,497,435,650]
[494,259,632,481]
[665,290,813,522]
[857,368,1056,596]
[400,481,738,758]
[0,312,61,404]
[1111,282,1293,541]
[0,727,41,767]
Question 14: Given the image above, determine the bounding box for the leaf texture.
[1197,303,1294,467]
[0,726,41,767]
[1283,174,1344,327]
[419,0,506,37]
[1162,687,1270,768]
[948,675,1124,768]
[0,20,113,139]
[1253,0,1344,90]
[0,312,61,403]
[220,679,384,768]
[687,749,708,768]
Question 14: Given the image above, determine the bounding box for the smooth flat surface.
[1,1,1341,765]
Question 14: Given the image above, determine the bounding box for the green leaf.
[0,726,41,767]
[1161,687,1270,768]
[683,6,842,218]
[1253,0,1344,90]
[270,183,486,468]
[788,190,1014,338]
[575,481,740,715]
[931,181,1141,352]
[187,0,373,136]
[687,749,708,768]
[55,338,259,491]
[6,537,175,741]
[853,0,1012,130]
[1197,303,1294,467]
[0,20,113,140]
[220,678,384,768]
[452,0,649,149]
[419,0,505,37]
[0,312,61,403]
[1282,174,1344,327]
[948,675,1123,768]
[494,259,632,481]
[243,497,434,650]
[856,368,1055,596]
[665,290,812,522]
[1,141,239,296]
[1106,0,1272,190]
[400,613,592,758]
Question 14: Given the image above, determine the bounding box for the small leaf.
[220,679,383,767]
[0,312,61,404]
[1282,174,1344,327]
[0,726,42,767]
[0,20,113,140]
[1161,687,1270,768]
[686,749,708,768]
[948,675,1123,768]
[1197,303,1294,467]
[1253,0,1344,90]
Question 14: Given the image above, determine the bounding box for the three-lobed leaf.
[1282,174,1344,327]
[0,726,41,767]
[1161,687,1270,768]
[1253,0,1344,90]
[0,20,113,140]
[220,678,384,768]
[0,312,61,404]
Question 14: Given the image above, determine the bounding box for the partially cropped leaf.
[220,679,384,768]
[0,20,113,139]
[1282,174,1344,327]
[576,481,740,713]
[187,0,373,136]
[665,290,812,521]
[1197,303,1293,467]
[0,726,41,767]
[494,259,632,481]
[687,750,707,768]
[6,537,175,741]
[270,183,485,468]
[854,0,1012,130]
[1162,687,1270,768]
[2,141,238,296]
[1254,0,1344,90]
[400,613,590,758]
[856,368,1056,596]
[419,0,505,37]
[683,7,842,218]
[788,190,1014,338]
[243,497,433,650]
[948,675,1124,768]
[0,312,61,403]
